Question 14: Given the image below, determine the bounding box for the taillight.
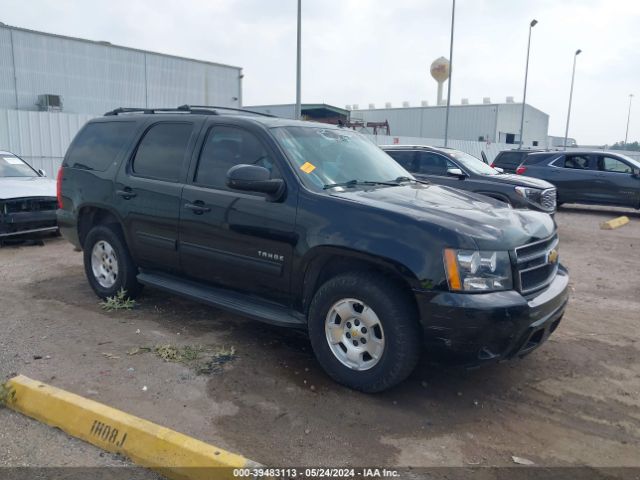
[516,165,527,175]
[490,162,495,168]
[56,167,63,208]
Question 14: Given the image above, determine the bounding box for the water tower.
[430,57,450,106]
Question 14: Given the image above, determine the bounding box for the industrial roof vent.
[37,94,63,111]
[385,102,392,108]
[402,101,410,108]
[483,97,491,104]
[461,98,469,105]
[368,103,376,109]
[506,96,515,103]
[421,100,429,107]
[352,104,359,110]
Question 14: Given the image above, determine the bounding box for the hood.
[0,177,57,200]
[330,183,555,249]
[490,173,554,189]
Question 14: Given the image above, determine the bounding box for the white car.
[0,150,58,240]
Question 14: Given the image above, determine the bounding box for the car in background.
[0,150,58,241]
[515,150,640,209]
[492,148,545,173]
[382,145,557,213]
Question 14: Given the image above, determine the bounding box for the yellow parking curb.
[600,216,630,230]
[5,375,260,480]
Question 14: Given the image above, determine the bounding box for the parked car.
[492,148,545,173]
[515,150,640,209]
[382,145,557,213]
[0,150,58,241]
[58,106,569,392]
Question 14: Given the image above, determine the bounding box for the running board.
[137,271,306,328]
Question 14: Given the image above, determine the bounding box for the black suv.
[492,148,545,174]
[382,145,557,213]
[57,106,569,392]
[515,150,640,209]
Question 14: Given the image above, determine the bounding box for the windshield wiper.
[391,176,430,185]
[323,179,399,190]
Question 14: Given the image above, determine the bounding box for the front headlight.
[443,249,513,292]
[515,186,542,202]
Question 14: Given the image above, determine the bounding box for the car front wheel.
[308,272,421,392]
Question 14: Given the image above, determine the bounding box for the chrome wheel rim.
[325,298,385,371]
[91,240,119,288]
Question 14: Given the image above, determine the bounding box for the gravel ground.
[0,205,639,475]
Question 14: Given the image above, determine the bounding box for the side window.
[65,121,136,171]
[132,123,193,182]
[598,156,632,174]
[195,126,279,191]
[386,151,415,171]
[415,152,452,175]
[562,155,590,170]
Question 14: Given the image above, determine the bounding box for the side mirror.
[447,167,465,179]
[226,164,285,200]
[38,169,47,177]
[494,167,504,173]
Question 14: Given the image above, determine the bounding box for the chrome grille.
[514,234,559,295]
[540,188,557,212]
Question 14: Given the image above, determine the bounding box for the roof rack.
[103,105,275,117]
[177,105,275,117]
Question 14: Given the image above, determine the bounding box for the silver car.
[0,151,58,240]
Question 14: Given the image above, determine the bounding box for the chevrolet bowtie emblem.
[548,249,559,264]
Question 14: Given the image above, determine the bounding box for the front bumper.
[415,265,569,362]
[0,209,58,238]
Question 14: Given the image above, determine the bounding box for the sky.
[1,0,638,145]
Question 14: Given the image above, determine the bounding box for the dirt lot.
[1,205,639,473]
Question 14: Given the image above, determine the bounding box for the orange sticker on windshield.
[300,162,316,174]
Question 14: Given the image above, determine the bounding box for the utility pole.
[443,0,455,147]
[518,19,537,147]
[624,94,634,145]
[295,0,302,120]
[563,49,582,150]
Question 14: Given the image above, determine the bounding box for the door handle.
[184,201,211,214]
[116,188,137,199]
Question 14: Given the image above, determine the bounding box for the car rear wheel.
[308,272,421,392]
[83,224,142,299]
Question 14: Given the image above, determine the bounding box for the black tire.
[308,272,422,392]
[83,224,142,299]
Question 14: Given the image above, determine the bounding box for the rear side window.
[132,123,193,182]
[494,152,524,168]
[65,122,135,171]
[561,155,591,170]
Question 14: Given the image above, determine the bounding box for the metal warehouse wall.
[0,108,95,174]
[0,24,242,114]
[351,104,549,147]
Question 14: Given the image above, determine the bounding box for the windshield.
[448,150,500,176]
[271,126,412,190]
[0,154,39,178]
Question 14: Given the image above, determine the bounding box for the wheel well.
[77,207,121,247]
[301,254,418,314]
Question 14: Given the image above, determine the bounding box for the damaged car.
[0,151,58,241]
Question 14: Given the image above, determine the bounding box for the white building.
[0,22,243,173]
[350,101,549,148]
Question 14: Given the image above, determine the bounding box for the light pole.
[443,0,455,147]
[518,19,537,148]
[624,94,634,146]
[295,0,302,120]
[563,49,582,150]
